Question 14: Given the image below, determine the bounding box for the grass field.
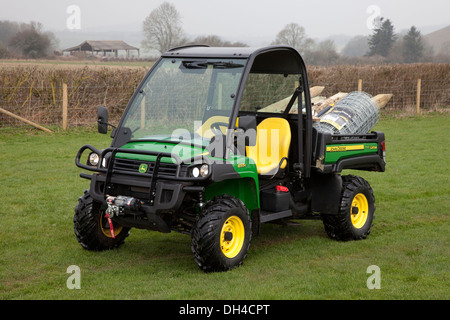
[0,113,449,300]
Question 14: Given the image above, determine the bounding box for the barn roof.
[63,40,139,52]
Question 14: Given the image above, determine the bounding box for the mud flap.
[310,172,342,215]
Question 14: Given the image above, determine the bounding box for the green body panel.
[205,154,260,212]
[325,143,378,164]
[229,153,259,186]
[204,178,259,213]
[117,140,206,164]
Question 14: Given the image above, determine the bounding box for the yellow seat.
[246,118,291,176]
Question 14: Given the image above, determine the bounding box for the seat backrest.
[246,117,291,175]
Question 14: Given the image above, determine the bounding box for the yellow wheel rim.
[351,193,369,229]
[100,213,123,238]
[220,215,245,259]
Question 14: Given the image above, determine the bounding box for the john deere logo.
[138,163,148,173]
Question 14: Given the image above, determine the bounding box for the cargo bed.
[312,129,386,173]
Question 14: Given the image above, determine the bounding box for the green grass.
[0,114,449,300]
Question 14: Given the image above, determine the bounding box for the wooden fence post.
[358,79,363,91]
[416,79,421,115]
[62,83,68,130]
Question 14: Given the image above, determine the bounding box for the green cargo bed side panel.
[325,143,378,164]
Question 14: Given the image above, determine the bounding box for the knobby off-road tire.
[74,190,130,250]
[322,175,375,241]
[191,195,252,272]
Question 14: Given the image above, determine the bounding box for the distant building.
[63,40,140,58]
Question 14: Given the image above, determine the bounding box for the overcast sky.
[1,0,448,43]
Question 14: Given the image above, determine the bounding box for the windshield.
[120,57,245,142]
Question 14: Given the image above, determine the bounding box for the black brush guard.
[75,145,207,232]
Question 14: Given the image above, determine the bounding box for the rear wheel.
[322,175,375,241]
[74,190,130,250]
[191,195,252,272]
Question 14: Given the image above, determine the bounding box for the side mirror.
[97,106,109,134]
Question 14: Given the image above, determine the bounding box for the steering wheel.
[210,121,228,136]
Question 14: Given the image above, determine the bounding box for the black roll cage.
[111,45,313,178]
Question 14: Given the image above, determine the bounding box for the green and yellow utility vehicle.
[74,45,386,272]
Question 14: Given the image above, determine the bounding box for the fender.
[204,177,259,213]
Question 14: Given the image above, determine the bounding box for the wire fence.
[0,84,137,128]
[314,79,450,115]
[0,66,449,129]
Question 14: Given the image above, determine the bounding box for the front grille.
[114,158,179,177]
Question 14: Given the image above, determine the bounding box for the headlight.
[192,167,200,178]
[88,152,100,166]
[200,164,209,177]
[190,164,209,178]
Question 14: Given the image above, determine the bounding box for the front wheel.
[322,175,375,241]
[74,190,130,250]
[191,195,252,272]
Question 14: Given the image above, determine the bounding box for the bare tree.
[0,41,10,58]
[272,23,314,54]
[191,35,247,47]
[142,2,185,54]
[0,20,24,48]
[7,21,56,58]
[304,40,339,65]
[341,35,369,57]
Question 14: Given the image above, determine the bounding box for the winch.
[105,196,142,218]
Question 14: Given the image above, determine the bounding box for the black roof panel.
[162,45,257,58]
[162,45,306,74]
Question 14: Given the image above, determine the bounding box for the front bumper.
[76,144,208,232]
[85,171,189,214]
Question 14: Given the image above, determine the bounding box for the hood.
[116,138,208,164]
